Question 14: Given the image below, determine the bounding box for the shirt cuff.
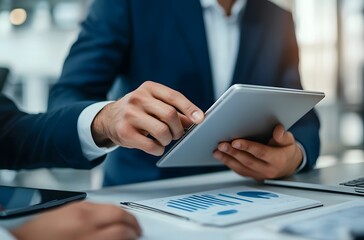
[0,228,16,240]
[77,101,118,161]
[295,142,307,173]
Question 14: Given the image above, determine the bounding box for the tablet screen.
[0,185,86,218]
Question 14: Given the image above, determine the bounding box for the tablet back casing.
[157,84,324,167]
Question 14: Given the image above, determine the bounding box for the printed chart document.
[120,186,322,227]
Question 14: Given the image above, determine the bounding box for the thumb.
[271,124,295,146]
[273,124,285,142]
[189,109,204,124]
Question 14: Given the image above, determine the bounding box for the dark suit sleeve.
[274,7,321,171]
[0,95,103,170]
[48,0,130,110]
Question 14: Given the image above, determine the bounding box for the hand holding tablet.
[157,84,325,169]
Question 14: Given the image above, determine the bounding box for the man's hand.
[213,124,303,180]
[11,201,142,240]
[91,81,204,156]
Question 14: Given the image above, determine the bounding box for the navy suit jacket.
[0,95,102,170]
[49,0,321,186]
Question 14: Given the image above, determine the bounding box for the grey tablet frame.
[157,84,324,167]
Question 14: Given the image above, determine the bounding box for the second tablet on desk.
[157,84,325,168]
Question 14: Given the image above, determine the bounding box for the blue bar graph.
[218,193,254,203]
[167,193,254,212]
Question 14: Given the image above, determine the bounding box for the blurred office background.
[0,0,363,190]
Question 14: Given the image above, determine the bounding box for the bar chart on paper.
[166,191,276,213]
[121,186,323,227]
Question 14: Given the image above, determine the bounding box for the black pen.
[120,201,190,221]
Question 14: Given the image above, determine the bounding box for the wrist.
[91,105,115,148]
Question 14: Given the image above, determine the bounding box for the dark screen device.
[0,185,86,219]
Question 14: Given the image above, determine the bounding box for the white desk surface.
[86,170,362,240]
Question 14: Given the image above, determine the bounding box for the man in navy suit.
[49,0,321,186]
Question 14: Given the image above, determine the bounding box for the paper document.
[277,200,364,240]
[120,186,322,227]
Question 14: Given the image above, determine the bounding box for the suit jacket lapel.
[169,0,214,106]
[232,0,265,85]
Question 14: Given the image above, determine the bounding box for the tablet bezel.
[0,185,86,219]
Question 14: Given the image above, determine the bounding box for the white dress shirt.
[201,0,247,99]
[77,101,117,161]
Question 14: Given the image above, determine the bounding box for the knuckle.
[156,124,170,137]
[123,108,138,122]
[153,125,172,144]
[117,124,132,139]
[128,91,144,105]
[141,80,154,89]
[163,107,178,121]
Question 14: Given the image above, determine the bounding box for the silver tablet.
[156,84,325,168]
